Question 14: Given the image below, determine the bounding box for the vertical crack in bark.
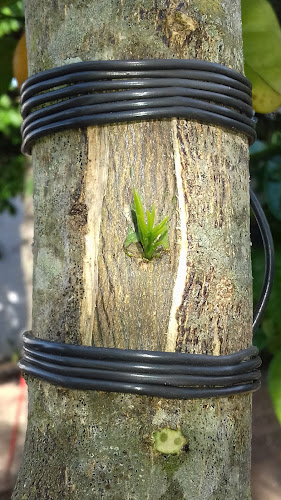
[79,127,109,345]
[166,119,188,352]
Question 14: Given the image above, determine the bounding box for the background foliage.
[0,0,24,213]
[0,0,280,422]
[242,0,281,424]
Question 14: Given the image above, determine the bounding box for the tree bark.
[13,1,252,499]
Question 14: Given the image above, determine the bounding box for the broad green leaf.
[249,139,267,156]
[268,351,281,425]
[124,227,139,248]
[265,157,281,220]
[0,1,18,8]
[244,63,281,114]
[0,35,17,93]
[242,0,281,113]
[252,327,268,352]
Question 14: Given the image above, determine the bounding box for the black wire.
[250,189,275,332]
[23,346,262,376]
[18,360,261,399]
[21,87,254,130]
[18,360,261,398]
[20,69,252,103]
[18,59,274,399]
[22,97,254,140]
[20,331,261,398]
[21,107,256,155]
[22,353,261,387]
[21,78,252,116]
[20,59,252,94]
[23,331,258,364]
[20,59,255,155]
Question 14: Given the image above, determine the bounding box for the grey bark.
[13,1,252,499]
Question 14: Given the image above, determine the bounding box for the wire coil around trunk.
[19,59,274,399]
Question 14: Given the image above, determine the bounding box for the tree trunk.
[13,1,252,499]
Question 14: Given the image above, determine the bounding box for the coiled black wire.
[19,59,274,399]
[19,332,261,398]
[20,59,256,155]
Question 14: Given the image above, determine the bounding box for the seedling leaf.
[128,189,169,260]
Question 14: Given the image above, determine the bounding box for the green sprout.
[124,188,169,260]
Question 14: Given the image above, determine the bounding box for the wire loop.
[19,59,274,399]
[20,59,256,155]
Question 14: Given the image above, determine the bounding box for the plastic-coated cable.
[20,69,252,103]
[21,88,254,131]
[21,88,255,155]
[20,332,261,399]
[17,360,261,398]
[21,78,252,118]
[22,345,262,376]
[20,59,252,94]
[18,59,274,399]
[22,106,256,155]
[23,332,259,364]
[22,97,254,140]
[20,59,256,155]
[251,189,275,332]
[22,352,261,387]
[18,362,261,399]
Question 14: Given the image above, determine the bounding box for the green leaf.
[124,227,139,248]
[252,327,268,352]
[158,229,169,250]
[0,1,18,8]
[151,216,169,239]
[129,188,169,260]
[152,229,169,250]
[268,351,281,425]
[146,205,155,232]
[242,0,281,113]
[264,157,281,220]
[0,35,17,93]
[133,188,147,244]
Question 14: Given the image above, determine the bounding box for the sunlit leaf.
[129,189,169,260]
[268,350,281,425]
[146,205,155,232]
[133,188,146,244]
[242,0,281,113]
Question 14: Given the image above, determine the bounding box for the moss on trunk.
[13,1,252,499]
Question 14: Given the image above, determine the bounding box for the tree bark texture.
[13,1,252,499]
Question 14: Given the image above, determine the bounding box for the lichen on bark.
[14,1,252,499]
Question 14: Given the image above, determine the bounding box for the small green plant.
[124,188,169,260]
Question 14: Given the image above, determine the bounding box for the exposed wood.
[13,1,252,499]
